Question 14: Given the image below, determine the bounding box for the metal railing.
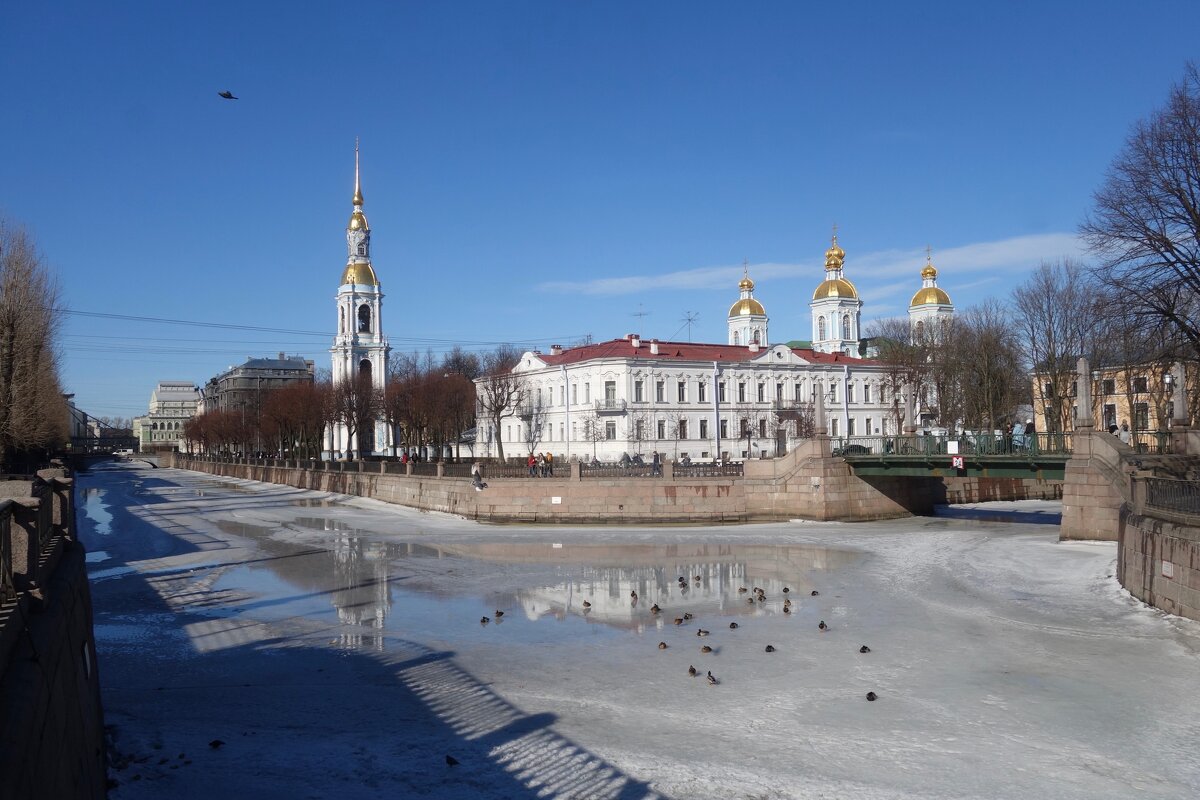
[1143,477,1200,517]
[674,462,744,478]
[830,432,1074,458]
[580,462,657,478]
[594,399,628,414]
[1129,431,1173,455]
[0,501,13,603]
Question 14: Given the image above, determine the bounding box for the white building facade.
[327,144,391,458]
[477,236,948,462]
[133,381,199,451]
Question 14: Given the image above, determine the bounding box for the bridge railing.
[832,432,1074,458]
[1143,477,1200,518]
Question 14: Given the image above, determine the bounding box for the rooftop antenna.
[681,311,700,342]
[631,303,651,326]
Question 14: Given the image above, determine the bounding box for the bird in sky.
[217,91,238,100]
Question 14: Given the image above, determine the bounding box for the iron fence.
[1129,431,1173,455]
[1144,477,1200,517]
[441,462,474,478]
[410,463,440,477]
[830,432,1074,458]
[580,462,657,478]
[0,501,12,603]
[674,462,744,478]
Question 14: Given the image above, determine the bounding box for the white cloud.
[536,232,1086,296]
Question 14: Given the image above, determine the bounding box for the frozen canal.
[80,462,1200,799]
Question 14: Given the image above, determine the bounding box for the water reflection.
[81,486,113,536]
[426,542,861,630]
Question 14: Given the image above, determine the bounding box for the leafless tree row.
[0,219,68,472]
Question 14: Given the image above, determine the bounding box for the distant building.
[475,236,945,461]
[199,353,315,414]
[133,381,200,451]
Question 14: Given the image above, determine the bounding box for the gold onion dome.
[738,275,755,290]
[910,286,951,306]
[812,277,859,300]
[921,263,937,280]
[341,261,379,286]
[824,241,845,269]
[348,208,369,231]
[729,297,766,318]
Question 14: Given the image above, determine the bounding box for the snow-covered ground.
[80,463,1200,799]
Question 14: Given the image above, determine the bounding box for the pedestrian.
[537,452,547,477]
[545,451,554,477]
[400,451,408,465]
[527,453,537,477]
[1119,421,1131,445]
[471,461,487,491]
[651,450,661,476]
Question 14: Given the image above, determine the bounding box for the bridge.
[830,432,1073,479]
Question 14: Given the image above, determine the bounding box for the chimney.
[748,342,760,353]
[550,344,563,356]
[278,351,285,360]
[650,339,659,355]
[631,334,641,348]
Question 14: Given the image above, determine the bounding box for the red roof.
[533,337,880,367]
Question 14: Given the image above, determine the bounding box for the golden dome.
[910,287,951,307]
[341,261,379,286]
[812,277,858,300]
[348,209,369,231]
[738,275,755,291]
[729,298,766,318]
[824,239,845,270]
[921,264,937,280]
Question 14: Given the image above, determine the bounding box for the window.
[865,417,873,435]
[635,419,645,440]
[796,382,803,401]
[740,418,750,437]
[657,420,666,439]
[678,381,687,402]
[698,382,707,403]
[572,384,577,404]
[732,330,740,346]
[358,304,371,333]
[357,243,366,256]
[757,383,765,402]
[829,380,838,403]
[863,383,871,403]
[1043,382,1055,398]
[719,382,727,402]
[678,419,688,439]
[1134,402,1149,430]
[1132,376,1149,393]
[1103,404,1117,429]
[842,314,851,340]
[699,418,708,438]
[818,317,827,340]
[720,419,728,438]
[1102,379,1116,395]
[571,422,577,439]
[831,418,839,436]
[656,381,665,402]
[758,419,766,437]
[604,380,616,405]
[847,382,855,403]
[848,418,856,435]
[752,328,761,344]
[634,380,644,403]
[605,421,617,440]
[559,423,564,440]
[584,384,591,403]
[738,382,746,402]
[776,383,783,403]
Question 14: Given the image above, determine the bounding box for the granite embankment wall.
[0,470,107,800]
[1118,509,1200,622]
[168,439,1060,524]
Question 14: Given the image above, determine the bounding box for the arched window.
[732,330,740,346]
[752,328,760,345]
[152,422,158,430]
[818,317,827,340]
[359,358,372,379]
[357,243,366,256]
[842,314,851,340]
[358,304,371,333]
[339,307,345,333]
[915,320,925,341]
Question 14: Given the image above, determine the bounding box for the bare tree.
[1082,63,1200,363]
[577,408,605,460]
[1012,260,1101,432]
[957,300,1028,432]
[331,372,381,459]
[519,392,549,456]
[0,219,68,471]
[475,344,526,461]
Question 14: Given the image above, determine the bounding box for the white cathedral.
[479,234,955,462]
[326,145,391,459]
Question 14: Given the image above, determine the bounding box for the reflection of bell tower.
[331,533,393,652]
[328,141,390,458]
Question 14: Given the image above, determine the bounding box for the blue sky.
[2,1,1198,419]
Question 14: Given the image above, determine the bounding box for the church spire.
[352,138,364,207]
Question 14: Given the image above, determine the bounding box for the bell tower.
[328,141,390,458]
